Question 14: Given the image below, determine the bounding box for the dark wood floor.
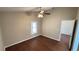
[6,35,68,51]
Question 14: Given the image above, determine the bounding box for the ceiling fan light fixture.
[38,13,43,18]
[37,7,44,18]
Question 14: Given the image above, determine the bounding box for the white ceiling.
[0,7,52,12]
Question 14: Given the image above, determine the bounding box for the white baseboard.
[42,35,60,41]
[4,34,41,49]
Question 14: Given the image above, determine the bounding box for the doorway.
[60,20,75,50]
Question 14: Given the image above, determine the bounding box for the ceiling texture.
[0,7,52,12]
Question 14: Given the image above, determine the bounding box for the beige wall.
[76,8,79,20]
[1,12,41,48]
[42,8,77,41]
[0,14,4,51]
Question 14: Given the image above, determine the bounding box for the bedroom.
[0,7,79,51]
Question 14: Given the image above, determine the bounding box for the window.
[31,21,37,34]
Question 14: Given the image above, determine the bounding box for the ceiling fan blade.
[40,10,44,13]
[44,13,51,15]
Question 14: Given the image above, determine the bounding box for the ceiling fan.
[38,7,51,18]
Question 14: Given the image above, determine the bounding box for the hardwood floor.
[6,35,68,51]
[60,34,71,49]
